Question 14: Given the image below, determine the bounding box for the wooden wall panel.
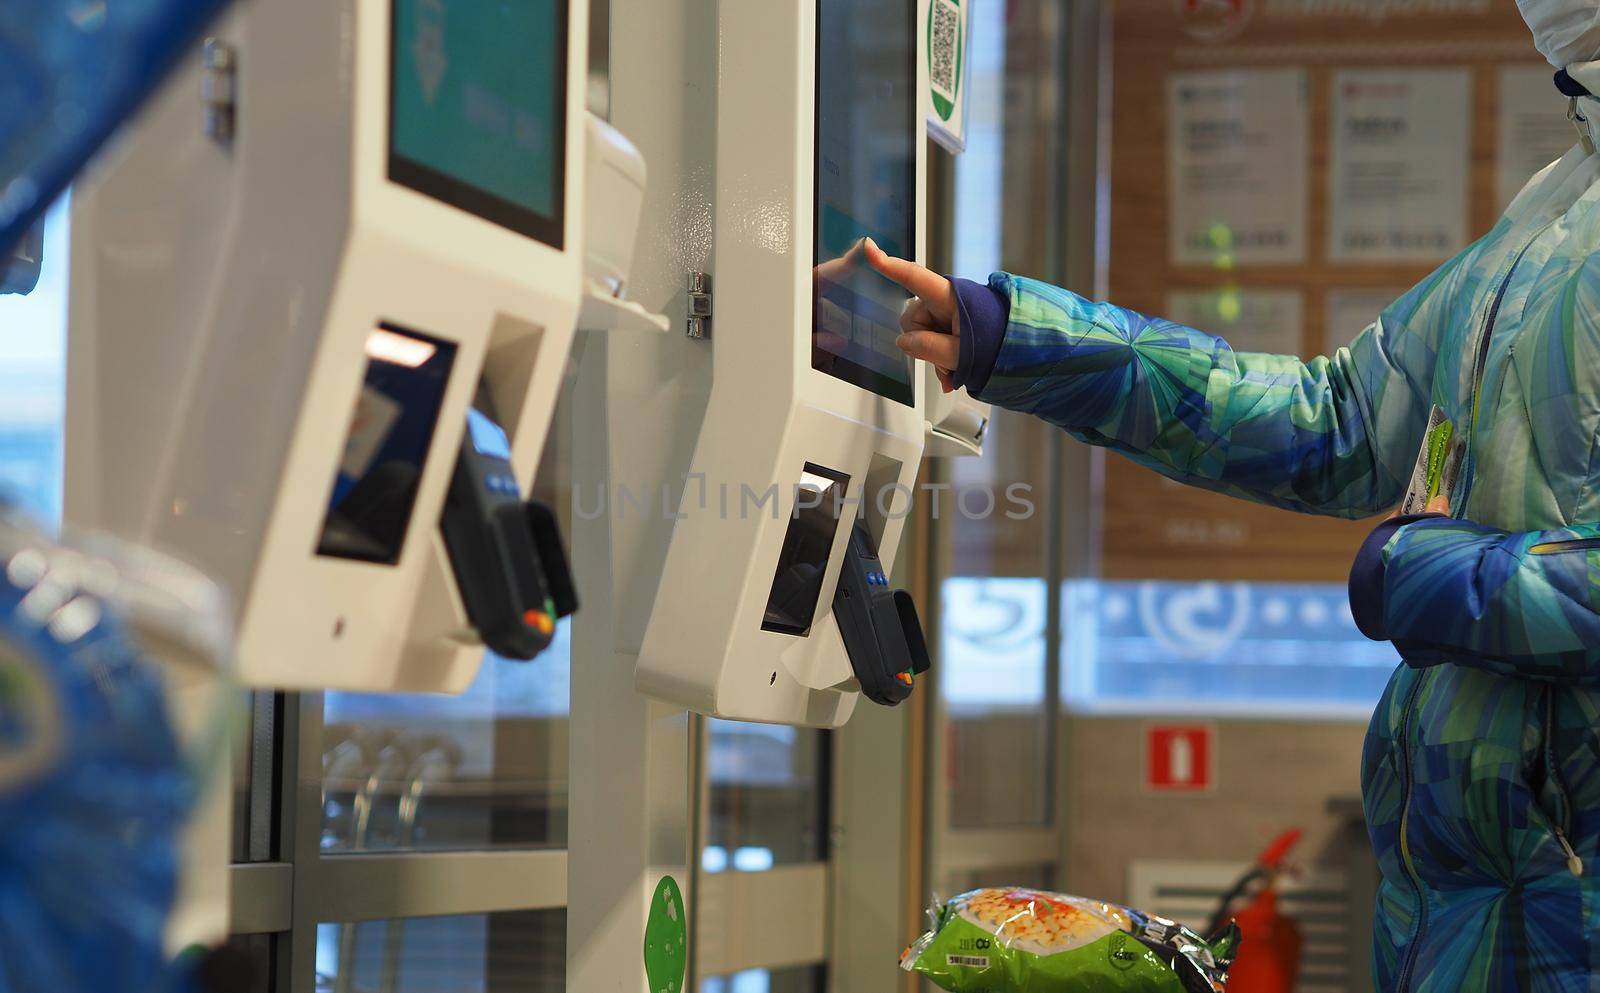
[1102,0,1542,581]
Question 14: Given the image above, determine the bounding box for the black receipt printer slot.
[440,407,577,660]
[832,522,930,706]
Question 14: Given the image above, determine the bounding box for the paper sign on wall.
[1166,288,1304,357]
[1168,68,1309,267]
[927,0,970,153]
[1325,288,1406,352]
[1329,68,1471,263]
[1497,65,1577,212]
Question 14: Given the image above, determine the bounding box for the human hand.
[1387,493,1451,520]
[863,238,960,393]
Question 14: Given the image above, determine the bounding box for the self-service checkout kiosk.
[590,0,961,731]
[568,4,978,985]
[64,0,657,956]
[68,0,590,693]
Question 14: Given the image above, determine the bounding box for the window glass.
[315,909,565,993]
[941,569,1050,826]
[1063,580,1396,717]
[939,412,1052,829]
[0,197,67,524]
[321,393,575,852]
[947,863,1057,895]
[0,199,282,863]
[700,964,826,993]
[951,0,1006,279]
[937,0,1052,832]
[321,643,571,852]
[703,721,828,871]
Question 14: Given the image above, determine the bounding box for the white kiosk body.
[67,0,594,954]
[67,0,588,695]
[600,0,932,728]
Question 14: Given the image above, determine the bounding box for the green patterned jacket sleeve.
[1377,518,1600,682]
[972,265,1470,518]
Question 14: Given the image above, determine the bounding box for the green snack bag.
[900,887,1240,993]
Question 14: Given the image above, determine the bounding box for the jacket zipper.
[1393,223,1580,993]
[1394,673,1429,993]
[1530,537,1600,555]
[1460,222,1557,506]
[1468,228,1547,429]
[1543,689,1584,876]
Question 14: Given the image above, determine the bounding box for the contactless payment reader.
[441,405,577,660]
[67,0,590,693]
[832,522,931,706]
[604,0,936,727]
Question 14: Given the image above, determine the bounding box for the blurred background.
[0,0,1567,990]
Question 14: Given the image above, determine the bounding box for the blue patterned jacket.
[955,135,1600,990]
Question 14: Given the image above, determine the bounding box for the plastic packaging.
[0,508,235,993]
[901,887,1240,993]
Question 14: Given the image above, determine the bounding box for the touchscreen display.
[811,0,917,406]
[763,464,852,637]
[389,0,567,247]
[317,324,458,565]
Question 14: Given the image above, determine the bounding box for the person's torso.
[1432,140,1600,530]
[1362,125,1600,989]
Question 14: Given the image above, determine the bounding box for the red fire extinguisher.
[1208,828,1304,993]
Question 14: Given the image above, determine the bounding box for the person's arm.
[869,239,1477,519]
[1349,516,1600,684]
[976,271,1463,518]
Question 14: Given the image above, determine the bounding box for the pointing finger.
[865,239,954,310]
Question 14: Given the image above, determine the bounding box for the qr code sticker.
[930,0,960,101]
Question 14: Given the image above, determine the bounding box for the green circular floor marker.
[644,875,687,993]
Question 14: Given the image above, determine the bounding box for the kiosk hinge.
[201,39,237,144]
[686,271,712,339]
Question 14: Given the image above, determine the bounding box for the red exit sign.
[1144,724,1215,793]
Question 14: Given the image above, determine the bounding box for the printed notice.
[1166,288,1304,357]
[1497,65,1577,212]
[1325,288,1405,351]
[1169,68,1309,267]
[1329,68,1471,263]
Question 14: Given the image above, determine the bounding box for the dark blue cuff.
[1348,513,1443,641]
[949,276,1008,396]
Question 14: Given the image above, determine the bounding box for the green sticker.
[644,875,687,993]
[1424,418,1455,499]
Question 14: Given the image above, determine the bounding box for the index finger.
[865,238,953,305]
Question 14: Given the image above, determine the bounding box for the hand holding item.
[1388,492,1450,520]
